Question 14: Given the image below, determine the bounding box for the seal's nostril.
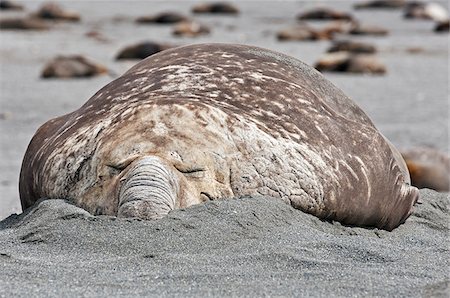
[200,192,213,201]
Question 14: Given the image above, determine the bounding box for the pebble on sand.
[0,111,12,120]
[85,30,110,43]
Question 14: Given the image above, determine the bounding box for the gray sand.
[0,189,449,297]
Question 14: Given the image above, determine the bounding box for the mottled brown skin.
[20,43,418,230]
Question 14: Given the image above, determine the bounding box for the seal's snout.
[117,156,180,220]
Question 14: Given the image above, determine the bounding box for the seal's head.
[89,105,236,218]
[20,102,236,219]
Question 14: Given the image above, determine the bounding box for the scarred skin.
[19,43,419,230]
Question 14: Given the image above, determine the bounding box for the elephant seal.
[0,17,50,31]
[32,2,81,22]
[327,40,377,54]
[401,147,450,192]
[19,43,419,230]
[314,52,386,74]
[41,55,108,79]
[136,12,190,24]
[192,2,239,14]
[297,7,354,21]
[354,0,405,10]
[0,0,24,11]
[116,42,176,60]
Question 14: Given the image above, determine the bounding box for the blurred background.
[0,0,448,219]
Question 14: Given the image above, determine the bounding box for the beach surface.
[0,189,449,297]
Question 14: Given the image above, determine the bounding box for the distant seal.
[0,0,24,10]
[404,2,449,22]
[136,12,190,24]
[0,17,50,31]
[314,52,386,74]
[41,55,108,78]
[401,147,450,192]
[277,24,336,41]
[172,21,211,37]
[192,2,239,14]
[32,2,80,22]
[354,0,405,10]
[327,40,377,54]
[297,7,354,21]
[434,20,449,32]
[115,42,176,60]
[20,43,419,230]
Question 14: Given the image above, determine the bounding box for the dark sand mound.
[0,189,448,297]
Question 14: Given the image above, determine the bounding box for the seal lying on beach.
[19,43,419,231]
[401,147,450,192]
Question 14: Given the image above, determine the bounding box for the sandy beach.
[0,189,449,296]
[0,0,449,296]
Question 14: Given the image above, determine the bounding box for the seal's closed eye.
[173,164,206,178]
[106,155,141,172]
